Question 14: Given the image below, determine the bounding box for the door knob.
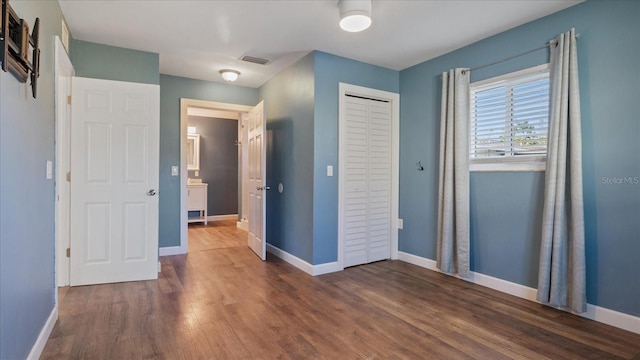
[147,189,157,196]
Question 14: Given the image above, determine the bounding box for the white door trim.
[54,36,74,289]
[179,99,253,253]
[337,83,400,270]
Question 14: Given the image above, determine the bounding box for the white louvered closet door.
[343,95,392,268]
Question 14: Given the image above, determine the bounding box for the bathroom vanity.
[187,182,208,225]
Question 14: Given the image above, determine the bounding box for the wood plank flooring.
[187,220,245,252]
[42,222,640,359]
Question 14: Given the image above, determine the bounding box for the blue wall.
[399,0,640,316]
[312,51,399,264]
[0,1,64,358]
[259,51,399,265]
[259,52,316,263]
[71,39,159,84]
[159,75,258,247]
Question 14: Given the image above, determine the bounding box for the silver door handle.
[147,189,157,196]
[256,186,271,191]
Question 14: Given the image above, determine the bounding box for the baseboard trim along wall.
[266,244,340,276]
[236,220,248,231]
[397,251,640,335]
[27,305,58,360]
[159,246,183,256]
[207,214,237,222]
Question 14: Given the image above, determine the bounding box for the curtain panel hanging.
[437,68,471,278]
[537,28,586,313]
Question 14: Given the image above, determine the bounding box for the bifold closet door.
[343,95,392,268]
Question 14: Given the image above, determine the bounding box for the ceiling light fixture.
[219,69,240,82]
[338,0,372,33]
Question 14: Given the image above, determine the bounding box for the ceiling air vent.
[241,55,270,65]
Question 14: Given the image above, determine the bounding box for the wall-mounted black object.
[0,0,40,98]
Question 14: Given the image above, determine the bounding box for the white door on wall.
[341,95,392,268]
[248,101,267,260]
[70,77,160,286]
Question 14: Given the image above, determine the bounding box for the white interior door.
[341,95,392,268]
[248,101,267,260]
[70,77,160,286]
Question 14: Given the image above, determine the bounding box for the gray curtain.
[437,68,470,278]
[537,28,586,313]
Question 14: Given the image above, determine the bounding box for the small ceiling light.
[219,69,240,82]
[338,0,372,33]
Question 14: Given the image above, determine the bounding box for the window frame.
[469,64,550,172]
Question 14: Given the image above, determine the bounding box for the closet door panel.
[367,101,392,263]
[342,95,392,267]
[343,97,369,267]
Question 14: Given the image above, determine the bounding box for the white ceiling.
[58,0,582,88]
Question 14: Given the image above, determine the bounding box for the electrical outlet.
[171,166,179,176]
[327,165,333,177]
[398,218,404,229]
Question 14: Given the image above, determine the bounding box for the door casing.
[54,36,74,288]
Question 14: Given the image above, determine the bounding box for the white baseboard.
[27,305,58,360]
[266,244,340,276]
[582,303,640,334]
[159,246,184,257]
[207,214,238,222]
[237,220,248,231]
[398,251,438,271]
[312,261,342,276]
[397,251,640,335]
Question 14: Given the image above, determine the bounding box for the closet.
[341,94,392,268]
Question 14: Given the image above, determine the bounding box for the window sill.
[470,162,546,172]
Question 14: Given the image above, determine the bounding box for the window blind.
[470,69,550,160]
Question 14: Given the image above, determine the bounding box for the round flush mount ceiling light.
[338,0,372,32]
[219,69,240,82]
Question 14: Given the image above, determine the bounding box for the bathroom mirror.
[187,134,200,171]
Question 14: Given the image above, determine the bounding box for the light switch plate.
[327,165,333,177]
[46,160,53,179]
[398,218,404,229]
[171,166,179,176]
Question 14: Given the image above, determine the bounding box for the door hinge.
[66,248,70,258]
[67,95,71,105]
[66,172,71,182]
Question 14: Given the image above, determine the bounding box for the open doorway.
[179,99,253,253]
[186,107,245,252]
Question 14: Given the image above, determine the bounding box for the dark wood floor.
[42,222,640,359]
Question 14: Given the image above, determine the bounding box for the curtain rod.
[469,33,580,72]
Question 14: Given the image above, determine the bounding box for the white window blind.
[470,64,550,170]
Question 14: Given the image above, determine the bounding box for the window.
[470,64,550,171]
